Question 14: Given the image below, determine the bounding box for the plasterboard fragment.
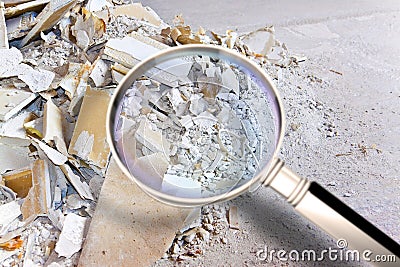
[17,65,55,93]
[33,140,68,166]
[68,87,110,168]
[60,164,93,200]
[89,59,109,87]
[0,110,31,138]
[54,213,87,258]
[104,34,189,87]
[20,0,77,47]
[0,136,32,174]
[78,158,190,266]
[4,0,49,18]
[109,3,163,27]
[0,89,36,122]
[171,25,202,45]
[104,35,165,68]
[43,99,68,155]
[66,193,86,210]
[0,201,21,234]
[2,168,32,198]
[48,208,63,231]
[6,11,36,41]
[21,159,50,221]
[0,2,8,49]
[228,206,239,230]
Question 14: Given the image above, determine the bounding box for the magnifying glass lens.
[112,47,280,202]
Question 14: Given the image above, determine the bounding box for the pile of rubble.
[0,0,302,266]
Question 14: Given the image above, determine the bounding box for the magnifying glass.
[106,45,400,262]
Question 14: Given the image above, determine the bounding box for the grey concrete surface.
[142,1,400,266]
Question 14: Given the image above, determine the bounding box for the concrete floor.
[140,1,400,266]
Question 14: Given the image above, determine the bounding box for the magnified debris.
[117,54,274,198]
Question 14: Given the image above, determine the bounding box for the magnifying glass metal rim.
[106,44,286,207]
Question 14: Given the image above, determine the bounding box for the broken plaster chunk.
[0,48,54,93]
[110,63,129,84]
[55,213,87,259]
[228,206,240,230]
[0,47,23,73]
[0,88,37,122]
[40,31,57,44]
[68,87,111,168]
[89,59,110,87]
[17,64,55,93]
[60,164,94,200]
[66,194,86,210]
[167,87,188,116]
[0,201,21,234]
[21,159,51,221]
[135,119,170,154]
